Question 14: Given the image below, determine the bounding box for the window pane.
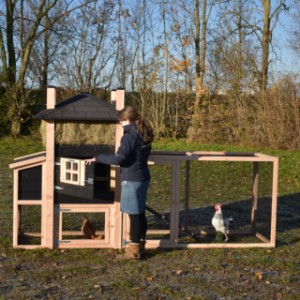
[72,174,78,182]
[73,163,78,171]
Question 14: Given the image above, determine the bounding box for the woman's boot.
[140,240,146,258]
[118,243,141,260]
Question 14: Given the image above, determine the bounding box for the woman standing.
[85,106,154,259]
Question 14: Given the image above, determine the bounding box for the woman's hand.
[85,157,96,165]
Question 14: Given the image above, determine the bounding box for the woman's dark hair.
[118,106,154,143]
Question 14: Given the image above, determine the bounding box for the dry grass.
[186,80,300,150]
[40,121,116,146]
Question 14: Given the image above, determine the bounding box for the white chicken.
[211,203,233,242]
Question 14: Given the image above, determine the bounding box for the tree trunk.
[193,0,207,131]
[261,0,271,96]
[41,15,50,89]
[6,0,16,85]
[237,0,243,95]
[11,119,21,137]
[0,28,8,79]
[200,0,207,92]
[193,0,201,129]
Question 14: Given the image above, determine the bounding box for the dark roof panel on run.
[33,93,118,122]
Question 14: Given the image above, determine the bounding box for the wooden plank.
[151,151,276,158]
[149,155,273,163]
[58,243,113,249]
[21,232,41,237]
[44,87,56,249]
[9,157,46,171]
[60,230,105,236]
[59,203,115,209]
[145,243,274,249]
[14,245,44,250]
[41,163,47,245]
[270,158,279,246]
[255,153,277,159]
[195,156,275,162]
[147,229,171,235]
[113,88,125,249]
[150,150,191,156]
[11,151,46,161]
[13,170,19,248]
[44,120,55,249]
[256,232,270,243]
[110,89,116,105]
[16,200,42,205]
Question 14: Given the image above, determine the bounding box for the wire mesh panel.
[61,212,105,240]
[146,164,173,242]
[18,205,42,245]
[176,161,274,244]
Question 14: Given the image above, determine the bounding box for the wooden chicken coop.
[9,88,279,250]
[9,87,125,249]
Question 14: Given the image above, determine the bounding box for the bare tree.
[260,0,271,96]
[168,4,194,92]
[56,1,116,91]
[0,0,96,135]
[253,0,288,95]
[212,0,258,94]
[28,1,67,89]
[188,0,214,133]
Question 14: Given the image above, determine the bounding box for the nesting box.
[56,156,115,202]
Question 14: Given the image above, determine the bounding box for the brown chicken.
[81,216,96,239]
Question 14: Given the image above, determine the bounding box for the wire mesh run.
[146,152,278,248]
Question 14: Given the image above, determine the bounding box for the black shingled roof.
[33,93,118,122]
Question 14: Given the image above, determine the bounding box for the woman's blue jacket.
[95,123,151,181]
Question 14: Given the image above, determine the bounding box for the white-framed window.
[60,157,85,186]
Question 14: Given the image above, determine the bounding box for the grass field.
[0,137,300,299]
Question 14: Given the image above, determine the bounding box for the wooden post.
[113,87,125,248]
[110,89,116,106]
[270,157,279,246]
[115,88,125,149]
[12,170,19,247]
[170,161,181,244]
[251,162,259,233]
[43,87,56,248]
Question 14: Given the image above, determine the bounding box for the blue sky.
[268,2,299,79]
